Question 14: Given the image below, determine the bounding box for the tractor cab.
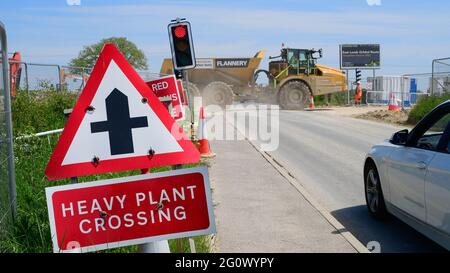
[268,48,322,82]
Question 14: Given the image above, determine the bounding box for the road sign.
[146,75,184,121]
[340,44,381,69]
[177,80,188,106]
[45,44,200,180]
[46,167,215,253]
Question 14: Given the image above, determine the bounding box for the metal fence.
[366,91,429,107]
[0,21,17,240]
[432,57,450,95]
[365,74,431,107]
[8,61,173,95]
[9,62,87,93]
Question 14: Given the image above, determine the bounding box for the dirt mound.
[355,109,410,126]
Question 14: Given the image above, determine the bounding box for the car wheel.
[365,163,388,219]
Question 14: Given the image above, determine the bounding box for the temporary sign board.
[46,167,215,253]
[340,44,381,69]
[177,80,188,106]
[45,44,200,180]
[146,75,184,120]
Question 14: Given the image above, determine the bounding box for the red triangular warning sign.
[45,44,200,180]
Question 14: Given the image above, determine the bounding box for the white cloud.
[66,0,81,6]
[367,0,382,6]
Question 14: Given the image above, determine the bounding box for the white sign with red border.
[146,75,184,121]
[45,44,200,180]
[177,79,189,106]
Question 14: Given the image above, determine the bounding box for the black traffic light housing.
[355,69,362,83]
[168,21,196,70]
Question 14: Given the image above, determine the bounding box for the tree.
[69,37,148,70]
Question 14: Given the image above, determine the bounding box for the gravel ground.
[312,105,412,126]
[355,109,411,126]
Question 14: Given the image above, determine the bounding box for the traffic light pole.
[182,70,195,141]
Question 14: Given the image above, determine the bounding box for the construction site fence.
[9,61,170,93]
[0,21,16,240]
[432,57,450,95]
[366,91,429,107]
[362,71,450,107]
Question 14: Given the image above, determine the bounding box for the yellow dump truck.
[160,48,347,110]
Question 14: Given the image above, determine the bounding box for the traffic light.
[168,21,196,70]
[355,69,362,83]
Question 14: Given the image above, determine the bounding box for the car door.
[388,146,434,222]
[425,115,450,235]
[387,110,450,222]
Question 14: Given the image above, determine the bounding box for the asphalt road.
[233,107,445,252]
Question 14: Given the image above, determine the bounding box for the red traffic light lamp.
[174,26,186,38]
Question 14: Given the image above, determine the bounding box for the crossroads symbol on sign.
[90,88,148,155]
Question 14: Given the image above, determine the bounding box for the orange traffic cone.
[388,92,400,111]
[309,96,315,110]
[196,107,215,158]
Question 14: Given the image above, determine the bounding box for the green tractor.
[254,48,348,110]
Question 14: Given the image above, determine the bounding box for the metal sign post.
[346,69,350,105]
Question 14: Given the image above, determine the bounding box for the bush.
[407,93,450,124]
[12,90,78,135]
[314,92,348,106]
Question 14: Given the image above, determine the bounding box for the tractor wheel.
[278,81,311,110]
[203,81,234,108]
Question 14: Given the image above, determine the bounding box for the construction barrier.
[196,107,215,158]
[0,20,17,238]
[366,91,429,107]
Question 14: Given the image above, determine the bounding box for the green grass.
[407,93,450,124]
[1,90,211,253]
[314,91,350,107]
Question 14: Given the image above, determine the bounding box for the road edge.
[244,139,371,253]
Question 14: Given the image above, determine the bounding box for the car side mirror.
[390,129,409,145]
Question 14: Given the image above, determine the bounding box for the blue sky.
[1,0,450,78]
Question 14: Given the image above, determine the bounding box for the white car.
[364,100,450,251]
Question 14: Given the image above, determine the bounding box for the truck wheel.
[278,81,311,110]
[203,81,233,108]
[183,81,201,97]
[182,81,200,106]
